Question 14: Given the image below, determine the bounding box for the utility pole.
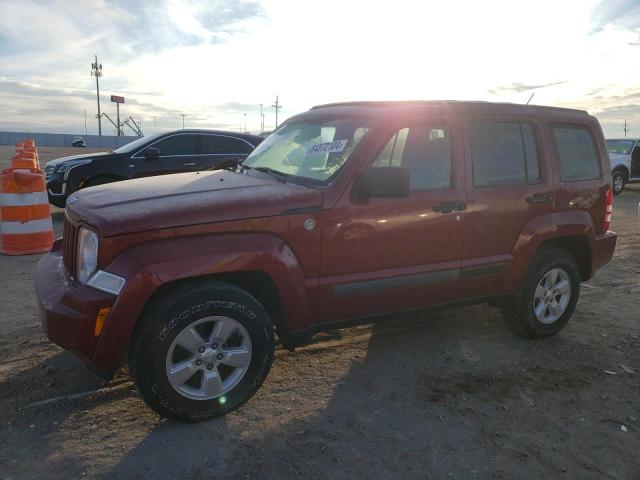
[244,113,247,133]
[271,95,282,129]
[179,113,186,129]
[83,109,87,136]
[624,119,629,138]
[154,116,157,133]
[259,104,264,132]
[91,55,103,136]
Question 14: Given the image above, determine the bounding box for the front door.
[318,118,466,323]
[132,133,203,178]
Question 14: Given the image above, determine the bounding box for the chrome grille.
[44,165,55,181]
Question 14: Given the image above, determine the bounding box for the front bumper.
[35,241,116,367]
[45,172,68,207]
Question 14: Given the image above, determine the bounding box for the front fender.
[91,233,313,371]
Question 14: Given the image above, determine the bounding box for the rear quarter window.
[552,126,600,181]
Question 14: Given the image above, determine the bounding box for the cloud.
[590,0,640,32]
[488,81,568,95]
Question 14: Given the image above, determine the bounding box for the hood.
[46,151,111,167]
[66,170,323,237]
[608,152,630,167]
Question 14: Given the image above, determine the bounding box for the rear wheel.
[129,280,275,422]
[612,169,626,195]
[502,247,580,338]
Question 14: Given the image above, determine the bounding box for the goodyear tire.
[129,280,274,422]
[502,247,580,338]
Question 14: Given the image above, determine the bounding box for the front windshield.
[112,132,164,154]
[606,139,636,155]
[242,117,371,183]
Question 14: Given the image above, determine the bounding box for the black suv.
[44,129,264,207]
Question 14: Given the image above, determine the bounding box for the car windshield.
[242,117,371,184]
[111,133,164,154]
[606,139,636,155]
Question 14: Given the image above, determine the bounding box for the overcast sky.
[0,0,639,137]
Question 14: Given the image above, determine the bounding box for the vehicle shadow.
[101,303,611,480]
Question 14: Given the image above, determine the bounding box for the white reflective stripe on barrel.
[0,191,49,206]
[0,217,53,234]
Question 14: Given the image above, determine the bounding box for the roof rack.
[311,100,587,115]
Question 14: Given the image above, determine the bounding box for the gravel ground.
[1,147,639,479]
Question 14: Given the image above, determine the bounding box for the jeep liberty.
[35,101,617,421]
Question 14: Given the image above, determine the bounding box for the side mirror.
[353,166,410,198]
[144,147,160,161]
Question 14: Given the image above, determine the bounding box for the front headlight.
[57,158,93,173]
[77,227,99,283]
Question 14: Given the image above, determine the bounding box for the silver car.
[607,138,640,194]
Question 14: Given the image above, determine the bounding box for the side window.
[552,126,600,181]
[145,134,201,156]
[471,122,540,186]
[202,136,254,155]
[372,125,452,190]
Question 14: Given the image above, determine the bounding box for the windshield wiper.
[250,166,289,183]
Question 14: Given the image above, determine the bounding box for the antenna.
[526,92,535,105]
[91,55,103,136]
[271,95,282,129]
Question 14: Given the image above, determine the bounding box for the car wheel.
[129,280,275,422]
[612,170,626,195]
[502,247,580,338]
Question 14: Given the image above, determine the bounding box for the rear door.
[132,133,202,178]
[461,116,555,297]
[199,134,256,170]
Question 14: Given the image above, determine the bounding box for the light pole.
[244,113,247,133]
[179,113,186,129]
[91,55,103,136]
[259,103,263,132]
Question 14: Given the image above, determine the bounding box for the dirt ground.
[1,147,639,479]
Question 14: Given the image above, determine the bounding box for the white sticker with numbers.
[306,139,348,155]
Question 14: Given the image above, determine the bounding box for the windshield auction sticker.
[306,139,348,155]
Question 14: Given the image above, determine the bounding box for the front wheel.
[502,247,580,338]
[129,280,275,422]
[612,170,626,195]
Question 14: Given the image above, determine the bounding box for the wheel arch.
[91,233,314,371]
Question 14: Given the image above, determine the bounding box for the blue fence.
[0,131,139,148]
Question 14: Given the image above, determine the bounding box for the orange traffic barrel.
[11,150,39,169]
[0,168,54,255]
[15,139,36,150]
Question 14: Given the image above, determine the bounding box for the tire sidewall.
[520,251,580,336]
[132,283,274,421]
[612,170,625,195]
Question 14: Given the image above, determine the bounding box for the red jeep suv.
[35,101,617,421]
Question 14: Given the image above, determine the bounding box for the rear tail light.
[603,186,613,231]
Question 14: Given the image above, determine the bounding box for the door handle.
[433,201,466,213]
[526,193,553,204]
